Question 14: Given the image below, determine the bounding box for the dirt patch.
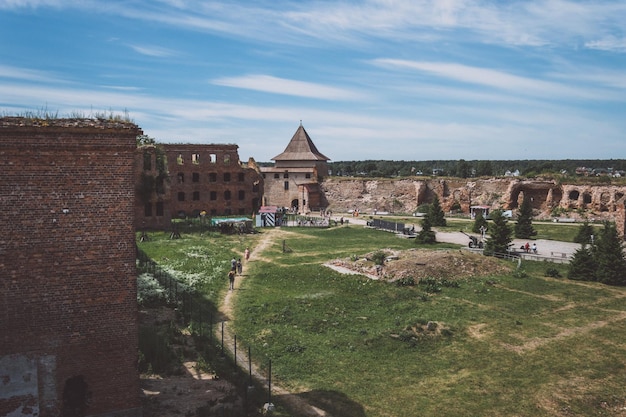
[328,248,512,282]
[139,307,245,417]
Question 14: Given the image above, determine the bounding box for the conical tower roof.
[272,124,330,161]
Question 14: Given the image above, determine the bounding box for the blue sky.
[1,0,625,162]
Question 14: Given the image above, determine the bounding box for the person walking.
[228,269,236,290]
[532,243,538,254]
[244,247,250,261]
[236,258,243,275]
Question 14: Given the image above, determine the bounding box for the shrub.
[545,268,561,278]
[396,276,416,286]
[370,251,387,266]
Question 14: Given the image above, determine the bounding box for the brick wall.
[0,119,142,417]
[135,143,263,229]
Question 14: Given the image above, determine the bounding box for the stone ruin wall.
[322,177,626,236]
[0,118,142,417]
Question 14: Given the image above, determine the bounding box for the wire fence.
[136,247,276,412]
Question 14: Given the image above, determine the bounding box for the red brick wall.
[135,143,263,229]
[0,120,142,417]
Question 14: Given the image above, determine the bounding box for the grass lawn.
[139,225,626,417]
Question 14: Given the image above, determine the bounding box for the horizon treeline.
[320,159,626,178]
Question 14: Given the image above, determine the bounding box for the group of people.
[228,247,251,290]
[521,242,538,254]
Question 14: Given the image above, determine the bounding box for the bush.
[370,251,387,266]
[137,273,169,307]
[545,268,561,278]
[396,276,416,286]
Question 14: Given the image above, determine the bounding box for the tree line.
[326,159,626,178]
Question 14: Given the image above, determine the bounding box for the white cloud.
[212,74,364,100]
[585,36,626,53]
[0,64,63,83]
[128,44,177,57]
[371,59,624,101]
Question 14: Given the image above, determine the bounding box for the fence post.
[248,346,252,387]
[268,359,272,405]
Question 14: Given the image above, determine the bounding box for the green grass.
[139,226,626,417]
[234,227,625,417]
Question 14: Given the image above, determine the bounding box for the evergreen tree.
[514,196,537,239]
[456,159,471,178]
[417,211,436,244]
[472,211,488,234]
[429,195,446,227]
[593,222,626,286]
[567,245,597,281]
[573,220,595,245]
[475,160,493,176]
[483,209,512,256]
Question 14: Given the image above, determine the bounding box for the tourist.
[237,258,242,275]
[228,269,236,290]
[244,247,250,261]
[532,243,537,254]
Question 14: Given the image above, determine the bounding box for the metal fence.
[136,247,276,411]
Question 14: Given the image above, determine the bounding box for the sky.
[1,0,625,163]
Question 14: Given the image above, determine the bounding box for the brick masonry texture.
[135,143,264,229]
[0,120,142,417]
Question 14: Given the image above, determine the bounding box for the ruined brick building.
[259,124,330,213]
[1,117,142,417]
[135,143,263,230]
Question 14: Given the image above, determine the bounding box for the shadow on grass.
[296,389,366,417]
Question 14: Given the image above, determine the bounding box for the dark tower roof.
[272,124,330,162]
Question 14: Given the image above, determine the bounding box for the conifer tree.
[514,196,537,239]
[483,209,512,256]
[429,195,446,227]
[567,245,597,281]
[472,211,488,234]
[417,211,436,244]
[592,222,626,286]
[573,220,595,245]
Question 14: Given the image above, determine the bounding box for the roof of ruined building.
[0,116,139,130]
[272,124,330,162]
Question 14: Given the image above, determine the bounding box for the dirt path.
[218,228,331,417]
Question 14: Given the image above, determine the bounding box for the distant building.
[260,124,330,214]
[136,143,263,229]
